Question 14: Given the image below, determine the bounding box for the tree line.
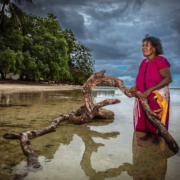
[0,5,94,84]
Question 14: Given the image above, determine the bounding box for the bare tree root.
[81,70,179,153]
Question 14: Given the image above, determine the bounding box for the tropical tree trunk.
[0,70,5,79]
[19,75,24,80]
[0,1,6,25]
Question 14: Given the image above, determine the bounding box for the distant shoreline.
[0,79,82,94]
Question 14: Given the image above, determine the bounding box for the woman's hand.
[139,88,152,101]
[129,86,138,95]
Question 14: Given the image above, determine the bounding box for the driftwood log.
[3,70,179,179]
[81,70,179,153]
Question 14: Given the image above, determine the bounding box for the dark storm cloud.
[84,2,129,22]
[171,62,180,74]
[170,10,180,36]
[16,0,144,38]
[55,9,86,39]
[87,42,129,61]
[133,0,145,10]
[15,0,180,87]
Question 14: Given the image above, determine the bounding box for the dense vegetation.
[0,9,94,84]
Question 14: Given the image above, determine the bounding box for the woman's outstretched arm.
[139,67,172,100]
[129,78,138,95]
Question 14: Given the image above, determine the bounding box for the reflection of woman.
[130,35,172,135]
[132,131,167,180]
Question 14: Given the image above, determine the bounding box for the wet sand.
[0,80,82,94]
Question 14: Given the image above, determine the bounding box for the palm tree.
[0,0,32,27]
[0,0,8,25]
[0,0,32,80]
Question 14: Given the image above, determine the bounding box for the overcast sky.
[16,0,180,87]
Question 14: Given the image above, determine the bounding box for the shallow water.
[0,88,180,180]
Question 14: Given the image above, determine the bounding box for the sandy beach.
[0,80,82,94]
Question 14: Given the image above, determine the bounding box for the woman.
[129,35,172,136]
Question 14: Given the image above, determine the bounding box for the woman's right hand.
[129,86,138,95]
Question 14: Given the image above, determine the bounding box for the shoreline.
[0,80,82,94]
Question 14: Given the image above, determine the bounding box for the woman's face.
[142,41,156,57]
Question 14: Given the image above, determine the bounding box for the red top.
[136,56,171,94]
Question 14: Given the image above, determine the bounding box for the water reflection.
[93,87,180,101]
[80,130,174,180]
[0,91,85,179]
[92,90,116,97]
[11,120,120,180]
[131,131,174,180]
[0,89,179,180]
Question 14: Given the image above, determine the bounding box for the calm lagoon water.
[0,88,180,180]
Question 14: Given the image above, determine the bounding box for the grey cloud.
[87,42,129,61]
[170,78,180,88]
[55,9,86,39]
[84,2,129,22]
[163,35,180,60]
[170,9,180,36]
[167,59,180,75]
[133,0,145,10]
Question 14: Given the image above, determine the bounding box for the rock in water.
[99,108,114,119]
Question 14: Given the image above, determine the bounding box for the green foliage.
[22,50,37,79]
[0,16,23,51]
[0,47,24,74]
[62,30,95,84]
[21,13,70,81]
[69,42,95,84]
[0,17,24,78]
[37,60,50,80]
[62,29,76,55]
[0,48,17,73]
[13,50,25,74]
[0,12,95,82]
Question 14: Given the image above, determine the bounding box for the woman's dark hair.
[142,35,164,55]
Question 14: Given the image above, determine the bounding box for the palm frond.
[11,2,26,23]
[0,0,10,5]
[9,3,22,29]
[0,0,7,26]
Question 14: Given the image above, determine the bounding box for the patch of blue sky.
[117,75,135,81]
[116,65,127,70]
[175,61,180,64]
[117,75,135,87]
[172,74,180,81]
